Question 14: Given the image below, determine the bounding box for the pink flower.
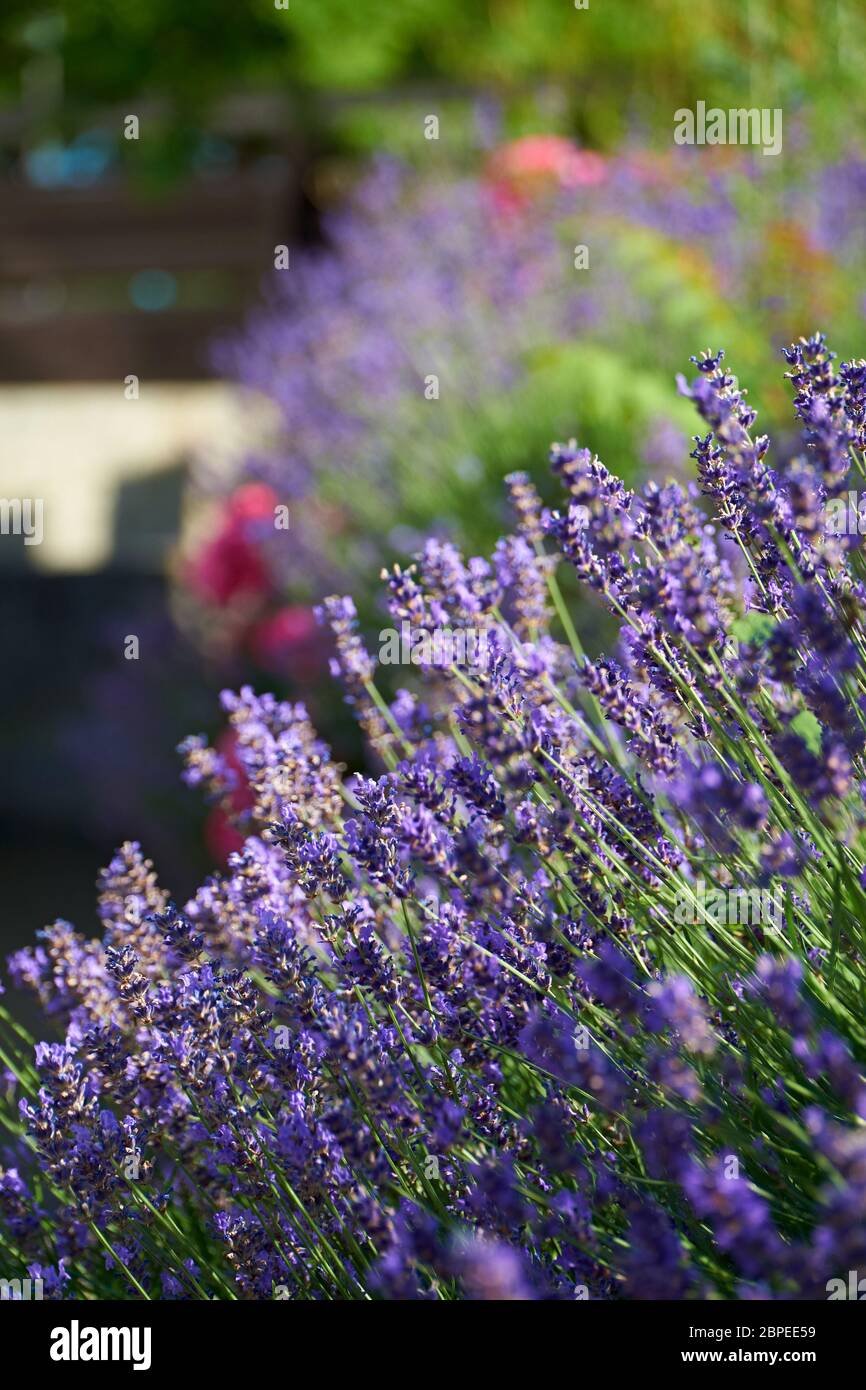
[226,482,280,524]
[485,135,606,213]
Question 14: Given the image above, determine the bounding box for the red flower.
[185,483,279,608]
[247,605,324,682]
[204,728,254,863]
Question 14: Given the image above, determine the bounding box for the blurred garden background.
[2,0,866,969]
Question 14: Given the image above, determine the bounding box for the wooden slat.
[0,307,248,381]
[0,164,301,380]
[0,171,290,275]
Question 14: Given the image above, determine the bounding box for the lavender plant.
[193,147,759,609]
[4,337,866,1300]
[183,145,866,663]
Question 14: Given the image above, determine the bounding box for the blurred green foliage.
[2,1,864,172]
